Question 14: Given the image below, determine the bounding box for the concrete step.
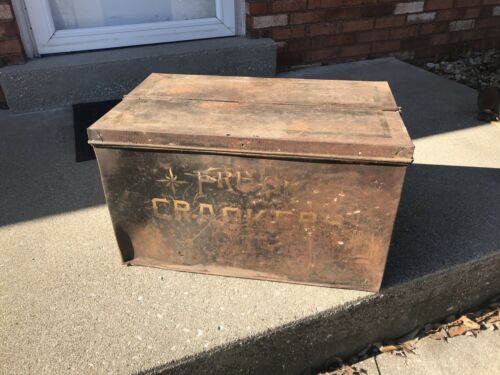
[0,58,499,375]
[0,37,276,113]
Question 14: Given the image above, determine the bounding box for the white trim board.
[23,0,237,54]
[11,0,38,57]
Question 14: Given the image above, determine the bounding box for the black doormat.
[73,99,121,162]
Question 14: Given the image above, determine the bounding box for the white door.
[24,0,236,54]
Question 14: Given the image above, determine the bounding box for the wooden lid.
[88,73,414,164]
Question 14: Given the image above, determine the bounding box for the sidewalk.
[358,330,500,375]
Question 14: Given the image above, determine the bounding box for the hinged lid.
[88,73,414,164]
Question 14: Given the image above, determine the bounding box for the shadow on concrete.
[383,163,500,288]
[0,108,105,227]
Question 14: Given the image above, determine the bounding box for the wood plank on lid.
[88,74,413,164]
[127,73,399,111]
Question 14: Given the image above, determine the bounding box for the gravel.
[420,49,499,89]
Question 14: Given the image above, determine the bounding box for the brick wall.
[246,0,500,67]
[0,0,25,107]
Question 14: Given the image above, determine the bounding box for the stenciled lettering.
[152,197,320,228]
[152,166,336,229]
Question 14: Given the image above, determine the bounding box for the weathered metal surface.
[88,74,414,164]
[89,73,414,292]
[94,149,405,292]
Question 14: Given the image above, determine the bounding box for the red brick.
[465,39,491,49]
[325,7,361,21]
[275,41,287,53]
[271,0,307,13]
[248,27,272,38]
[340,43,371,57]
[463,8,481,19]
[277,51,304,66]
[246,2,267,16]
[247,0,500,67]
[310,35,334,48]
[272,25,306,40]
[374,15,406,29]
[305,47,340,63]
[420,22,449,34]
[342,19,374,32]
[477,17,499,28]
[357,29,389,42]
[0,38,22,55]
[471,41,491,51]
[261,29,273,38]
[484,6,498,17]
[448,32,460,43]
[430,33,450,45]
[328,33,357,46]
[360,4,395,18]
[0,53,25,65]
[458,29,486,41]
[308,0,343,9]
[307,22,341,36]
[0,21,18,38]
[436,9,461,21]
[290,11,324,25]
[425,0,453,10]
[389,26,419,39]
[455,0,481,7]
[372,40,401,53]
[349,0,378,4]
[401,37,430,49]
[287,38,312,51]
[487,28,500,38]
[246,29,265,38]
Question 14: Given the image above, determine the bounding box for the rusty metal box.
[88,73,414,292]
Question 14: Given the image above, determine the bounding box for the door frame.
[19,0,239,55]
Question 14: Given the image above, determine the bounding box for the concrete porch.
[0,37,277,113]
[0,58,499,374]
